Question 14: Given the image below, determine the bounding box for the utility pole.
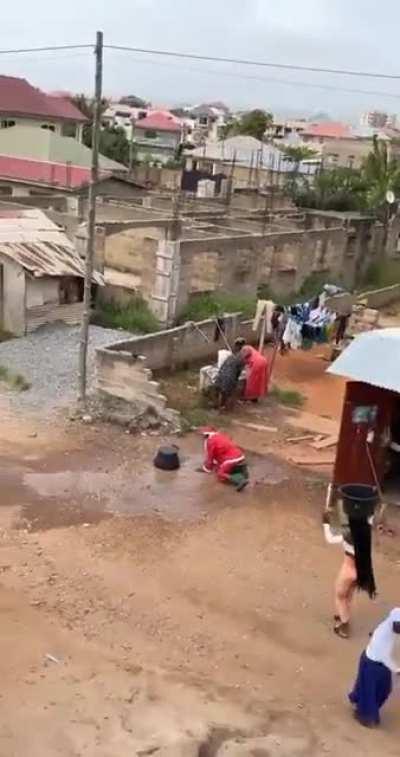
[78,30,103,403]
[129,116,136,175]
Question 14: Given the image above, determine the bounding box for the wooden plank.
[232,420,278,433]
[310,435,338,450]
[290,456,335,466]
[286,434,316,444]
[287,411,339,437]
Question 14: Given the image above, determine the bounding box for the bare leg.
[334,555,357,635]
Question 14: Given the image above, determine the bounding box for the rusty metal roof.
[0,208,103,283]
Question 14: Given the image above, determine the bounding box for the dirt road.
[0,403,399,755]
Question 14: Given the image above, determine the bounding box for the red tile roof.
[0,76,87,122]
[0,155,110,189]
[135,110,182,132]
[303,121,352,139]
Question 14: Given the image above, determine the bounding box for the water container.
[339,484,378,520]
[153,445,180,471]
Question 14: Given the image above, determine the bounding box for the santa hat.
[199,426,217,437]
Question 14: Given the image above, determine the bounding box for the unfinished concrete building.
[2,184,400,330]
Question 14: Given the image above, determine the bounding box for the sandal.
[334,621,350,639]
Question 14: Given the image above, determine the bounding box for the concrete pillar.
[142,196,152,208]
[150,238,183,327]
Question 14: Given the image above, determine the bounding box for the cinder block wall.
[97,314,255,380]
[96,349,168,408]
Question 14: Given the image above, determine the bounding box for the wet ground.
[1,431,291,532]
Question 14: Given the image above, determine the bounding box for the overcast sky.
[1,1,400,120]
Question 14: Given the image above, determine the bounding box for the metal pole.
[129,116,136,174]
[78,30,103,403]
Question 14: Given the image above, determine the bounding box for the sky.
[1,0,400,120]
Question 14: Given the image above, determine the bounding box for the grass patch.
[362,261,400,290]
[93,298,160,334]
[179,293,257,323]
[159,368,230,431]
[270,385,305,408]
[0,365,31,392]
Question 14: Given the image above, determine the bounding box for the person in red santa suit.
[200,427,249,491]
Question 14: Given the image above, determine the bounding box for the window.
[61,122,77,138]
[0,120,15,129]
[144,130,157,139]
[41,123,56,132]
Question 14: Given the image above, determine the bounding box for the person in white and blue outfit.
[349,608,400,727]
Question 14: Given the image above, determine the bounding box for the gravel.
[0,323,133,412]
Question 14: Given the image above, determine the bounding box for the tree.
[71,94,109,144]
[222,109,273,141]
[291,167,368,212]
[71,95,130,166]
[280,145,318,164]
[119,94,148,108]
[280,145,318,194]
[361,136,400,218]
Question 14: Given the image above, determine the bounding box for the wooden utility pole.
[78,30,103,403]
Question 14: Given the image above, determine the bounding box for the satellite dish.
[386,190,395,204]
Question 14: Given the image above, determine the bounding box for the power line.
[105,49,400,101]
[1,40,399,84]
[0,44,93,55]
[105,45,400,81]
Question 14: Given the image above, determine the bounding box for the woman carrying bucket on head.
[323,483,378,639]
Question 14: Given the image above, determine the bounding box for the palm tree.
[362,136,400,218]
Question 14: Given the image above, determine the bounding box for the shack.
[328,328,400,504]
[0,207,102,335]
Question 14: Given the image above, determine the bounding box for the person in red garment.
[239,343,269,401]
[200,427,249,491]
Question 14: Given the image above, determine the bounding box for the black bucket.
[339,484,379,520]
[153,445,180,471]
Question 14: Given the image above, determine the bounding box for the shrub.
[179,293,257,323]
[93,299,160,334]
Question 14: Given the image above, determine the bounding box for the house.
[0,208,102,335]
[133,111,183,165]
[302,122,352,145]
[187,103,230,144]
[0,125,127,197]
[0,76,86,140]
[102,102,148,139]
[185,135,319,191]
[302,121,393,168]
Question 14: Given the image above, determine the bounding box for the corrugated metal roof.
[328,328,400,392]
[0,208,103,283]
[189,135,319,174]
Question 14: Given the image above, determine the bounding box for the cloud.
[0,0,399,118]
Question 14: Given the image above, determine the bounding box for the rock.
[82,414,93,424]
[28,431,38,438]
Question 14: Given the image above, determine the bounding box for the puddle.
[0,447,289,532]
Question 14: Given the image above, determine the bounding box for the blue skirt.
[349,650,392,725]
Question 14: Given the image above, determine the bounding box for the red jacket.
[203,432,244,472]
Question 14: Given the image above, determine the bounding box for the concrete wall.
[0,257,26,335]
[104,224,164,296]
[98,313,254,372]
[358,283,400,309]
[26,277,59,308]
[96,349,168,408]
[130,165,182,191]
